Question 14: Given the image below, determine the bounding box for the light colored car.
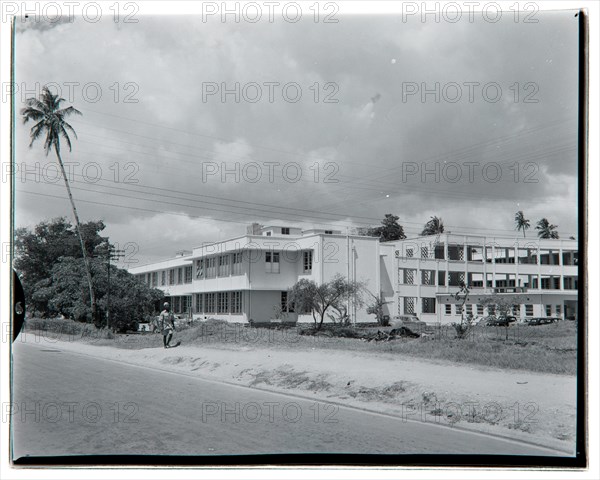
[390,315,427,330]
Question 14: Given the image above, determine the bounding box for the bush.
[25,317,108,339]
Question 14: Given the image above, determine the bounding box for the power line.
[15,180,577,237]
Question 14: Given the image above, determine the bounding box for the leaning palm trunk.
[54,145,96,322]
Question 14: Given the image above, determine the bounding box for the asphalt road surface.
[11,342,564,459]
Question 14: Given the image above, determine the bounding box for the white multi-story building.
[129,226,579,325]
[382,233,579,324]
[129,225,381,323]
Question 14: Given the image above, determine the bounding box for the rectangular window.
[467,246,483,262]
[406,248,414,258]
[281,291,294,313]
[173,296,181,314]
[399,269,416,285]
[545,305,552,316]
[218,255,230,277]
[525,304,534,316]
[421,246,429,259]
[477,304,484,315]
[519,248,538,265]
[541,276,561,290]
[421,270,435,285]
[438,271,446,286]
[512,304,521,316]
[206,257,217,278]
[556,305,562,316]
[231,291,242,314]
[151,272,158,287]
[185,265,192,283]
[281,227,290,235]
[196,259,204,279]
[466,304,473,315]
[232,252,243,275]
[195,293,203,313]
[448,271,465,287]
[448,244,463,261]
[206,293,216,313]
[445,304,452,315]
[422,297,436,314]
[266,251,280,273]
[161,271,166,286]
[303,251,313,274]
[177,267,183,284]
[403,297,416,315]
[540,250,559,265]
[281,291,287,312]
[468,272,484,288]
[217,292,229,314]
[324,230,333,234]
[563,276,578,290]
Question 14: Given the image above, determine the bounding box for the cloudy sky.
[14,8,580,264]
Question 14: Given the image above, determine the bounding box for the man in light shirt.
[159,302,175,348]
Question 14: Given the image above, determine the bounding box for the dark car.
[486,316,517,327]
[527,317,555,326]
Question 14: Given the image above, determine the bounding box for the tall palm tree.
[514,210,531,238]
[535,218,559,239]
[21,86,97,323]
[421,216,445,236]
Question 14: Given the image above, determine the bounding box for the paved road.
[11,342,563,458]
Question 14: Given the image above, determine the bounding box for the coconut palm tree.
[535,218,559,239]
[421,216,445,236]
[514,210,531,238]
[21,86,97,323]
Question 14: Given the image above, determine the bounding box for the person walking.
[159,302,175,348]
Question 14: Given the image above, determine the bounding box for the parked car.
[390,315,427,330]
[527,317,557,326]
[486,315,517,327]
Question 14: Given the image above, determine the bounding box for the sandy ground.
[16,331,577,454]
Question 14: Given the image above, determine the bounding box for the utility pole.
[107,246,125,329]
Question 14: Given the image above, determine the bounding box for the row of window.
[138,251,316,285]
[442,303,564,317]
[401,245,578,266]
[167,296,192,314]
[402,297,437,314]
[194,291,243,314]
[398,268,578,290]
[139,266,194,287]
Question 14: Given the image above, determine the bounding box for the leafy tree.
[21,86,97,322]
[421,216,445,236]
[451,282,476,338]
[287,275,364,330]
[536,218,559,239]
[15,218,108,314]
[360,214,406,242]
[35,256,163,330]
[481,294,524,340]
[366,290,392,326]
[15,217,162,330]
[514,211,531,238]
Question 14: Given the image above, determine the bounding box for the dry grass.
[24,318,578,375]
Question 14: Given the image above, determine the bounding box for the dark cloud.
[14,11,580,262]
